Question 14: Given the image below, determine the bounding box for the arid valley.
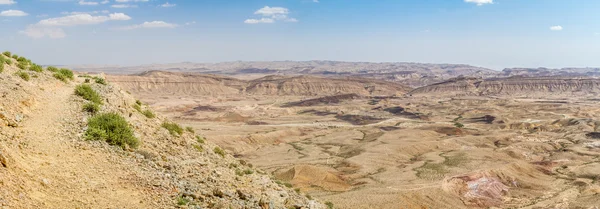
[96,63,600,209]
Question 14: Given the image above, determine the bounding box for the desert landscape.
[95,63,600,209]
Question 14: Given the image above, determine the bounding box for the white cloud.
[184,21,196,25]
[119,21,178,30]
[79,0,98,5]
[245,6,298,24]
[20,26,66,39]
[161,2,175,7]
[22,13,131,39]
[0,0,16,5]
[109,13,131,20]
[100,0,109,4]
[0,10,28,17]
[111,4,138,8]
[38,13,129,26]
[550,25,563,31]
[244,18,274,24]
[464,0,493,6]
[115,0,148,2]
[61,10,109,15]
[255,6,288,16]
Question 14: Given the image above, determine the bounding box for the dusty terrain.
[0,54,322,208]
[107,71,600,208]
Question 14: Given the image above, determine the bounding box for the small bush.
[133,104,142,112]
[29,64,43,72]
[83,102,100,114]
[16,71,30,81]
[85,112,138,149]
[75,84,103,104]
[94,77,107,85]
[185,126,195,133]
[0,63,3,73]
[176,196,189,206]
[283,182,293,188]
[196,135,205,144]
[135,100,142,106]
[162,122,183,136]
[4,59,11,65]
[84,78,90,83]
[17,62,27,70]
[325,201,334,209]
[16,57,26,62]
[58,68,74,80]
[47,66,59,72]
[192,144,203,152]
[11,55,18,59]
[454,122,464,128]
[213,147,225,157]
[2,51,10,57]
[53,73,68,82]
[142,110,155,118]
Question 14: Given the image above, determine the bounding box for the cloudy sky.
[1,0,599,69]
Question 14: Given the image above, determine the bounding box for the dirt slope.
[0,54,323,208]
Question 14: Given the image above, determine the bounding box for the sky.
[1,0,600,70]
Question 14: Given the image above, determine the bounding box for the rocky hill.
[107,71,412,97]
[69,61,499,88]
[502,67,600,77]
[409,76,600,97]
[0,52,322,208]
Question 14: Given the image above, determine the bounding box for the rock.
[41,179,51,186]
[0,151,8,168]
[14,114,23,123]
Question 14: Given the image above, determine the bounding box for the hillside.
[409,76,600,97]
[70,61,499,87]
[0,52,323,208]
[107,71,412,97]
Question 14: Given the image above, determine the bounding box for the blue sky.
[1,0,599,70]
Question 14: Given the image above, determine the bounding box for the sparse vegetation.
[47,66,58,72]
[325,201,334,209]
[196,135,205,144]
[29,64,43,73]
[133,103,142,112]
[75,84,103,104]
[135,100,142,106]
[162,122,183,136]
[0,62,4,73]
[185,126,195,133]
[16,71,30,81]
[192,144,203,152]
[17,62,27,70]
[2,51,10,57]
[85,113,139,149]
[213,147,225,157]
[176,195,190,206]
[16,56,26,62]
[11,54,18,59]
[53,68,74,82]
[82,102,100,114]
[94,77,107,85]
[454,122,464,128]
[141,109,155,118]
[283,182,293,188]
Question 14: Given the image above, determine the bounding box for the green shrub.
[82,102,100,114]
[176,196,189,206]
[162,122,183,136]
[142,110,155,118]
[454,122,464,128]
[94,77,107,85]
[192,144,203,152]
[2,51,10,57]
[11,55,17,59]
[283,182,293,188]
[185,126,195,133]
[325,201,334,209]
[0,63,3,73]
[58,68,74,80]
[75,84,103,104]
[196,135,205,144]
[29,64,43,72]
[4,59,11,65]
[133,103,142,112]
[16,71,29,81]
[47,66,58,72]
[135,100,142,106]
[16,57,26,62]
[53,73,68,82]
[213,147,225,157]
[84,78,90,83]
[17,62,27,70]
[85,112,138,149]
